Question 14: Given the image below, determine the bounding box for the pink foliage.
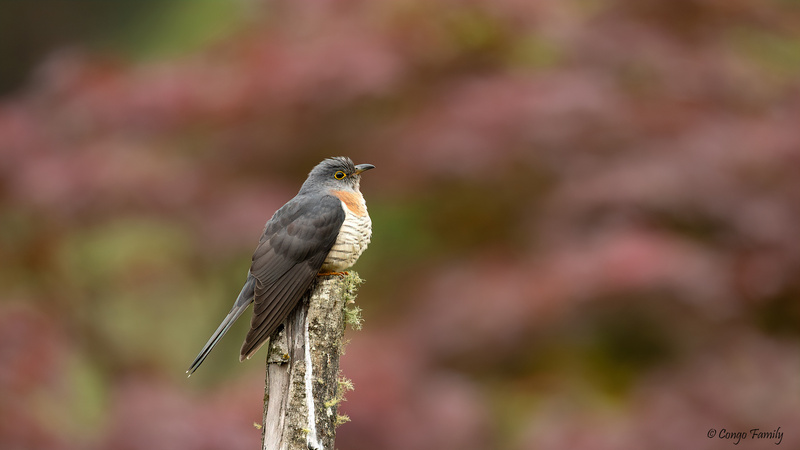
[1,0,800,448]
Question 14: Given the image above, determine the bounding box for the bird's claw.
[317,271,349,277]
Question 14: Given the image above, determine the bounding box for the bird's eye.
[334,171,347,180]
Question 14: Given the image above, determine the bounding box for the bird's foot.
[317,271,349,277]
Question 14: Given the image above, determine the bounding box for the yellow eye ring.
[334,171,347,180]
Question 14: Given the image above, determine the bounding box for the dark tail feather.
[186,276,255,376]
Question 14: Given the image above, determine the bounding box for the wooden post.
[261,273,362,450]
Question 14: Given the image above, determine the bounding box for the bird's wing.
[240,193,345,360]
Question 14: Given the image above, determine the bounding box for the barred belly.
[321,203,371,272]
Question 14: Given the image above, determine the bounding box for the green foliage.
[57,219,191,288]
[732,27,800,78]
[107,0,249,60]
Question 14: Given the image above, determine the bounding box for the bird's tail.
[186,276,255,376]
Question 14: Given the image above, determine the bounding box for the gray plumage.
[187,157,373,375]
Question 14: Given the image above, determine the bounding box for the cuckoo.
[187,156,374,375]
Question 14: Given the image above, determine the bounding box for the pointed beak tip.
[354,163,375,174]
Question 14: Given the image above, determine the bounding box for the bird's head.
[300,156,375,194]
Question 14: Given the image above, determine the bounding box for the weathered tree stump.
[261,273,362,450]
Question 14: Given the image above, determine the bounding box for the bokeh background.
[2,1,800,449]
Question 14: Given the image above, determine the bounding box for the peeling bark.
[261,273,361,450]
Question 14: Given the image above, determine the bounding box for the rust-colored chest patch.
[331,190,367,217]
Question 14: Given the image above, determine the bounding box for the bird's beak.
[354,163,375,175]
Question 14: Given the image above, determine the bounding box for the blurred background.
[2,0,800,449]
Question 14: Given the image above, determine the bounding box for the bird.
[187,156,374,375]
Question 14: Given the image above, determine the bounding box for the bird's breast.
[321,197,371,272]
[331,190,368,217]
